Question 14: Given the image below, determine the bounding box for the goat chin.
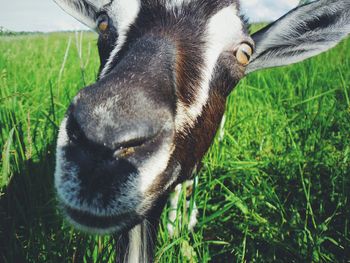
[122,180,199,263]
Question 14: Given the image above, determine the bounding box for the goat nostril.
[115,136,149,149]
[113,134,157,158]
[114,147,136,158]
[113,133,159,158]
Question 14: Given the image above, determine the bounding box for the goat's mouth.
[55,117,176,234]
[61,204,141,234]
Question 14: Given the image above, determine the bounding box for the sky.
[0,0,299,32]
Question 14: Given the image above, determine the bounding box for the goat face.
[54,0,350,235]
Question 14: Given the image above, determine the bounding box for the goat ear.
[246,0,350,74]
[53,0,99,30]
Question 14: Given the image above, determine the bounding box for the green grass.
[0,31,349,262]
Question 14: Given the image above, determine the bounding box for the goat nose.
[65,80,173,153]
[66,107,161,154]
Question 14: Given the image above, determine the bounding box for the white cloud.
[0,0,87,32]
[240,0,299,22]
[0,0,299,32]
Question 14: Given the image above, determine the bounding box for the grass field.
[0,31,349,262]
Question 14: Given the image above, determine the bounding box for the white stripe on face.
[100,0,141,78]
[175,4,244,132]
[137,121,175,194]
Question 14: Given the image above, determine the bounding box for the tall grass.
[0,31,349,262]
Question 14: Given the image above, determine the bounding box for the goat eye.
[236,43,253,66]
[97,14,109,32]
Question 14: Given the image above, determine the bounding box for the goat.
[53,0,350,262]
